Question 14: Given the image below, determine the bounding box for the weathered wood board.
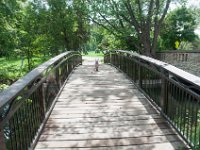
[35,59,187,150]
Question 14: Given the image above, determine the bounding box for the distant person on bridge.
[95,58,99,71]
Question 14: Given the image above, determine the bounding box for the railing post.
[80,55,82,65]
[65,60,69,77]
[114,53,117,66]
[138,59,143,87]
[75,55,78,66]
[160,72,168,114]
[56,68,61,88]
[42,83,47,114]
[119,53,122,69]
[133,62,136,82]
[68,58,72,73]
[131,59,134,80]
[108,53,110,63]
[0,120,6,150]
[111,53,114,64]
[116,54,119,68]
[71,56,74,69]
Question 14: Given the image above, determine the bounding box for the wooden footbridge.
[1,50,200,149]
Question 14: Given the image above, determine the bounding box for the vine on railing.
[104,50,200,149]
[0,51,82,150]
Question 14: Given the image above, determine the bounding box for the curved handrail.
[0,51,82,150]
[105,50,200,88]
[104,50,200,148]
[0,51,78,108]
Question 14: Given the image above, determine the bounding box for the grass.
[82,51,104,57]
[0,56,50,91]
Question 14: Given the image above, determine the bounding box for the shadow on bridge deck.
[34,58,187,150]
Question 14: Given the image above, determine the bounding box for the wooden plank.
[34,142,186,150]
[47,117,164,124]
[52,105,154,111]
[45,119,166,128]
[57,96,146,101]
[53,103,151,107]
[67,80,132,84]
[56,100,147,105]
[58,93,145,99]
[47,115,162,123]
[51,110,156,116]
[50,109,157,115]
[53,103,153,110]
[54,101,150,107]
[42,123,169,135]
[49,112,159,119]
[63,85,136,89]
[59,91,141,95]
[34,63,187,149]
[40,128,175,137]
[35,135,180,148]
[62,86,137,90]
[55,102,146,106]
[39,129,176,141]
[49,112,160,118]
[61,89,140,93]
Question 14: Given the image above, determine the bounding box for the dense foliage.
[87,0,199,55]
[160,7,198,50]
[0,0,89,68]
[87,0,173,57]
[0,0,200,89]
[0,0,90,89]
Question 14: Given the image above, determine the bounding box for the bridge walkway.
[34,58,187,150]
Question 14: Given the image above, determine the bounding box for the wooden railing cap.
[108,50,200,87]
[0,51,76,108]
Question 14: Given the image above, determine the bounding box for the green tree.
[83,25,124,53]
[87,0,176,57]
[0,0,90,70]
[46,0,89,53]
[160,7,198,50]
[0,0,22,57]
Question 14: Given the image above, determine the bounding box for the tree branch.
[88,16,119,37]
[145,0,154,51]
[151,0,171,56]
[123,0,141,33]
[159,0,171,24]
[147,0,154,27]
[136,0,145,26]
[110,0,125,29]
[98,11,124,34]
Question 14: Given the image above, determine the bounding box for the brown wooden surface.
[35,61,187,150]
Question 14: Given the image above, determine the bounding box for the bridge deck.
[35,60,186,150]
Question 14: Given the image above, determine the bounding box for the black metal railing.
[0,51,82,150]
[104,50,200,149]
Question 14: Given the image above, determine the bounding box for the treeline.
[86,0,200,57]
[1,0,200,90]
[0,0,89,70]
[1,0,200,63]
